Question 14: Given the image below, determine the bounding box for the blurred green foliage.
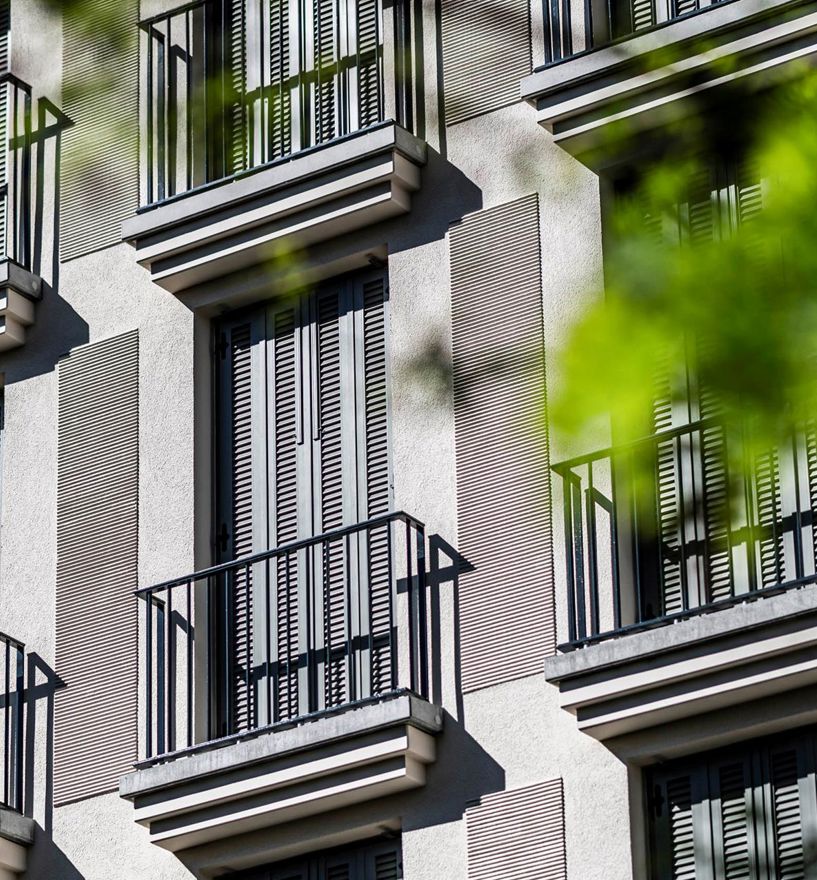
[551,67,817,469]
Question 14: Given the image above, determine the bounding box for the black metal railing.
[0,631,25,814]
[543,0,725,66]
[0,74,32,269]
[138,511,429,764]
[140,0,412,206]
[553,418,817,647]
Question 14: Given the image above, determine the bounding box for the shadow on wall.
[22,653,85,880]
[2,94,88,386]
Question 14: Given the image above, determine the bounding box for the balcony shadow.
[24,653,64,834]
[0,95,88,384]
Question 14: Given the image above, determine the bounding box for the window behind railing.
[141,0,412,205]
[543,0,725,65]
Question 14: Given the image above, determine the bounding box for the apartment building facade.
[0,0,811,877]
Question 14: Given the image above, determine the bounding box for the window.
[212,269,391,735]
[648,728,817,879]
[231,837,402,880]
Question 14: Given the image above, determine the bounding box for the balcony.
[119,512,441,874]
[0,75,42,352]
[123,0,425,298]
[521,0,817,167]
[547,419,817,752]
[0,631,34,880]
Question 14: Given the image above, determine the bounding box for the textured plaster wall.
[0,0,637,877]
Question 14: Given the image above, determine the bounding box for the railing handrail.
[0,74,32,96]
[137,509,426,596]
[0,632,24,653]
[552,415,724,473]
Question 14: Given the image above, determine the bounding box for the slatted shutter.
[313,0,338,144]
[357,0,383,127]
[215,270,391,731]
[269,0,293,159]
[629,0,655,32]
[62,1,138,260]
[466,779,567,879]
[441,0,531,126]
[0,1,8,74]
[229,0,249,174]
[368,842,402,880]
[450,195,555,691]
[235,838,400,879]
[55,331,139,805]
[650,730,817,880]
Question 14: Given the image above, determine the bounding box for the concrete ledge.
[546,583,817,680]
[0,809,34,879]
[546,584,817,744]
[122,121,427,295]
[520,0,817,167]
[0,259,43,353]
[120,694,443,868]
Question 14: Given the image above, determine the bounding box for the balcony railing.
[138,511,429,764]
[552,418,817,648]
[140,0,413,206]
[543,0,726,65]
[0,631,25,814]
[0,74,32,268]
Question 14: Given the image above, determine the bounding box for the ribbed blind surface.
[466,779,566,880]
[62,1,139,261]
[0,0,9,74]
[55,330,139,806]
[450,194,554,693]
[442,0,530,125]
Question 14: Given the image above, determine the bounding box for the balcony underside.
[120,693,442,873]
[123,122,426,298]
[521,0,817,168]
[546,584,817,753]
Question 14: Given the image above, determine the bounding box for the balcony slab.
[0,259,42,353]
[120,693,442,867]
[123,122,426,296]
[521,0,817,168]
[0,809,34,879]
[546,583,817,743]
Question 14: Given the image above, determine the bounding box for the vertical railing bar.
[571,477,587,641]
[186,8,194,192]
[3,639,9,807]
[385,522,396,691]
[610,451,622,630]
[222,570,231,736]
[145,594,153,759]
[676,433,690,612]
[147,26,155,203]
[563,472,577,643]
[631,449,644,624]
[244,563,251,732]
[186,580,193,749]
[265,557,272,727]
[404,519,416,693]
[792,427,805,582]
[416,524,428,699]
[323,538,330,708]
[166,584,174,752]
[344,532,355,702]
[585,463,600,637]
[13,645,23,813]
[156,596,166,756]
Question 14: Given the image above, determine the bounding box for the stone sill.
[521,0,816,167]
[0,808,34,878]
[122,122,427,296]
[120,693,443,865]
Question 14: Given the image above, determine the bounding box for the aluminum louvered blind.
[450,194,555,693]
[0,1,8,74]
[54,330,139,806]
[466,779,567,880]
[62,0,139,261]
[442,0,531,126]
